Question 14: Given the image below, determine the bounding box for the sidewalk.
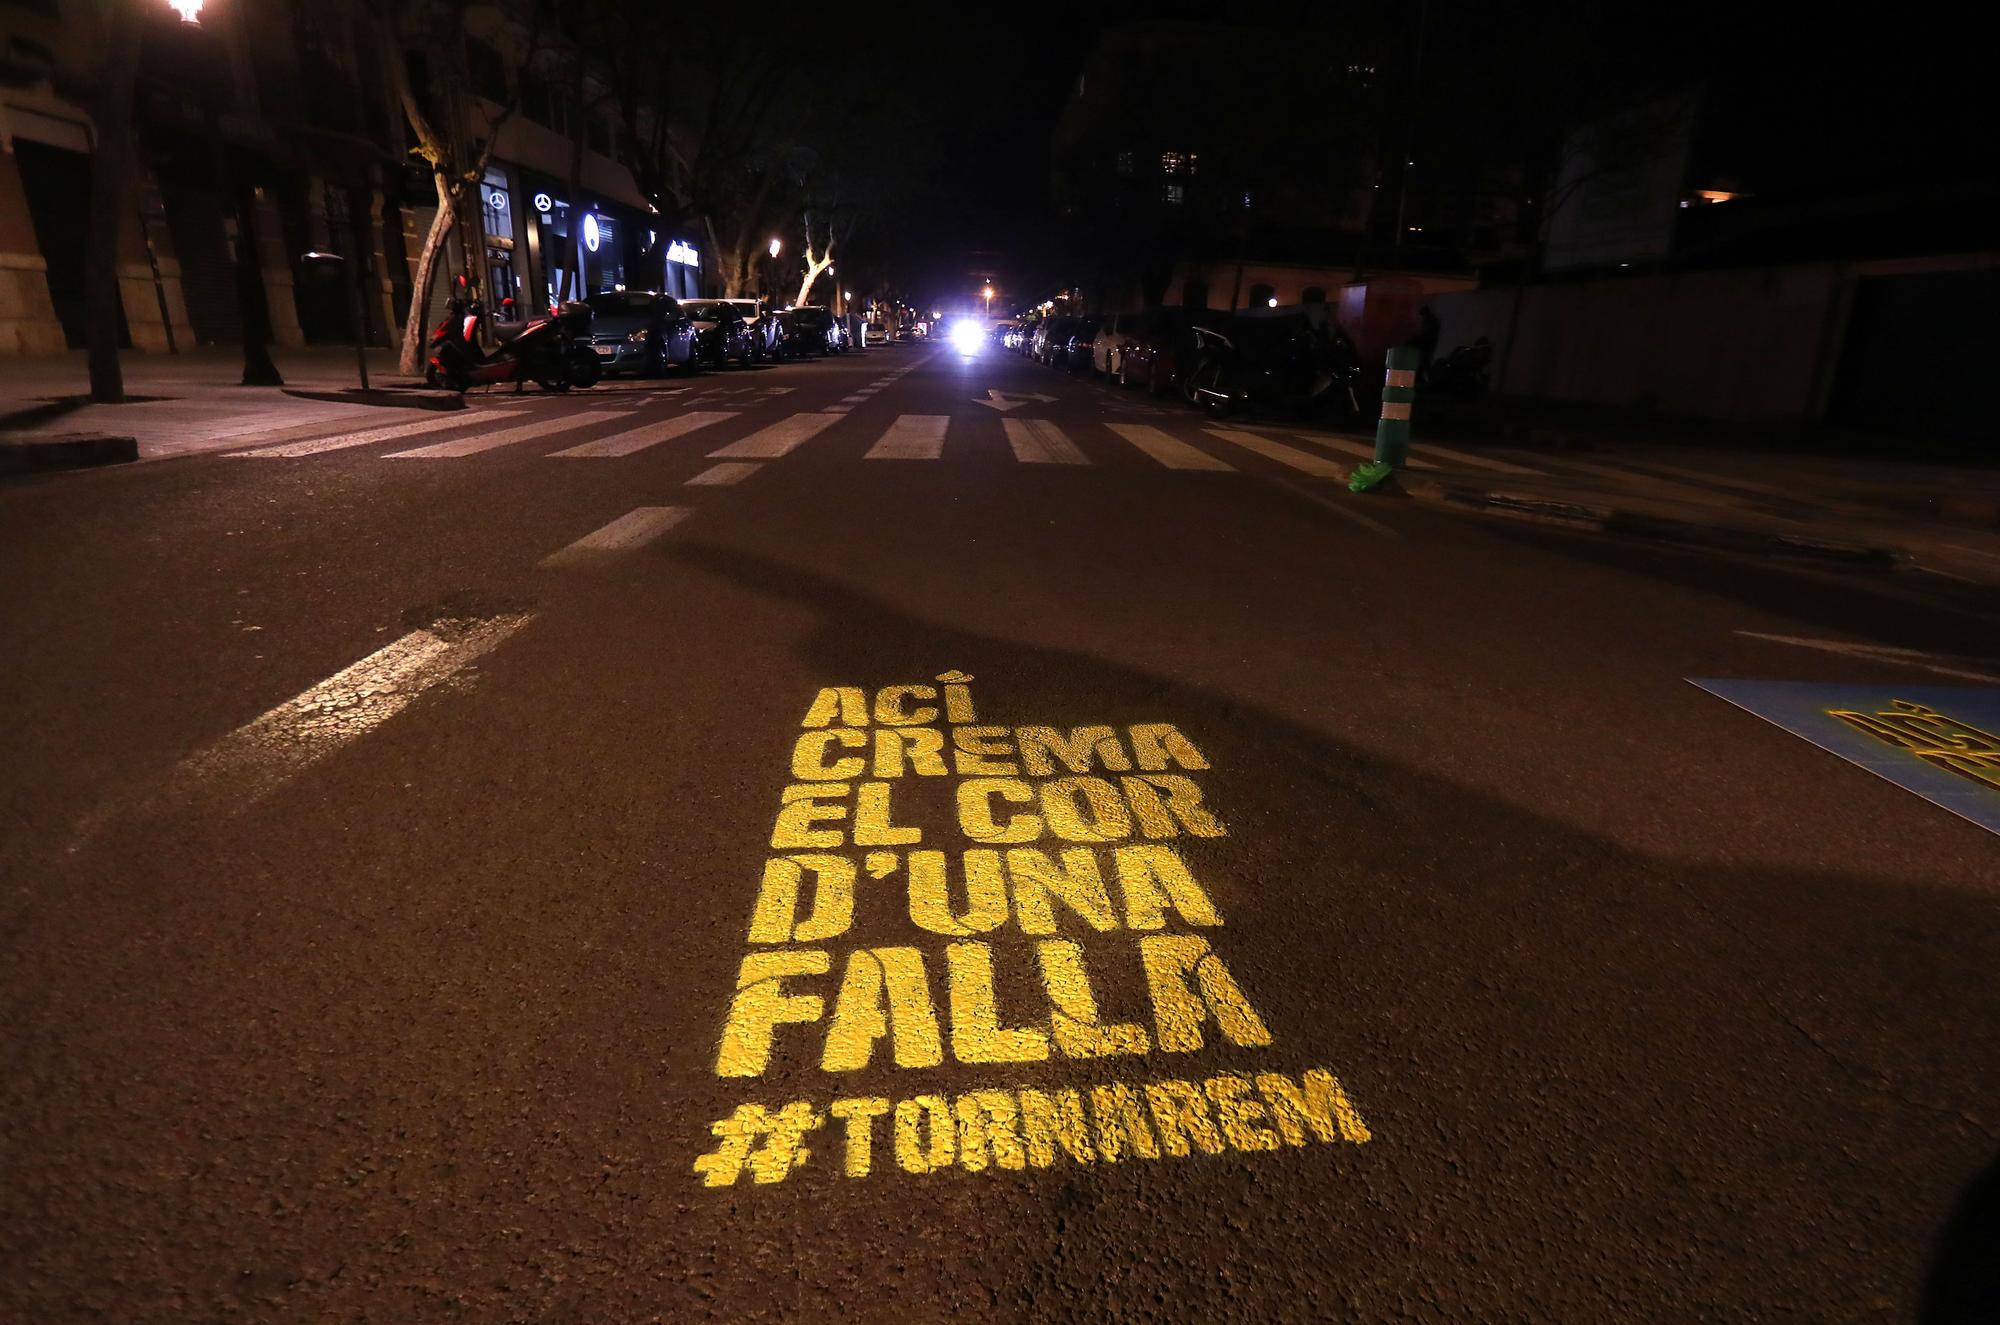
[0,347,440,464]
[1300,400,2000,585]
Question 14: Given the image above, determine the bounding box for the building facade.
[0,0,708,360]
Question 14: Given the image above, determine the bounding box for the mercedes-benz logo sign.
[583,213,601,252]
[533,192,553,213]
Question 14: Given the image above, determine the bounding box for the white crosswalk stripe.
[1294,432,1441,472]
[686,462,761,486]
[865,414,949,460]
[1414,442,1544,476]
[708,411,843,459]
[1105,423,1235,471]
[1553,458,1749,506]
[234,409,529,458]
[540,506,689,567]
[549,411,737,458]
[1206,429,1348,478]
[1002,418,1090,465]
[387,409,634,459]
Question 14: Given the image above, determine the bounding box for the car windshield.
[792,308,831,327]
[683,302,732,320]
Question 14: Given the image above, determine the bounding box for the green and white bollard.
[1348,345,1419,492]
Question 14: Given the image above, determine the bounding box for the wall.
[1161,262,1473,314]
[1429,253,2000,425]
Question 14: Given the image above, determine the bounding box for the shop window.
[1161,151,1184,175]
[1163,182,1185,206]
[479,168,512,242]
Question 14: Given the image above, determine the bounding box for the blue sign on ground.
[1691,679,2000,835]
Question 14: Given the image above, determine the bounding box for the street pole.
[1349,345,1418,493]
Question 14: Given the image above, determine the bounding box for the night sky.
[832,1,1992,308]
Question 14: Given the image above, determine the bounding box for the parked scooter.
[1183,317,1363,419]
[427,281,600,393]
[1422,338,1492,402]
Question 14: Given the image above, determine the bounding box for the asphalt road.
[3,342,1996,1323]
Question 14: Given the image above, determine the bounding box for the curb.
[281,386,464,410]
[1411,484,1903,567]
[0,432,139,477]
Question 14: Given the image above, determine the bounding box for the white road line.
[865,414,950,460]
[1615,456,1808,501]
[838,395,868,405]
[540,506,690,567]
[550,410,738,458]
[387,409,633,459]
[708,411,843,459]
[1554,457,1752,506]
[1105,423,1235,471]
[1293,432,1440,472]
[235,409,528,458]
[1002,418,1090,465]
[687,462,760,486]
[1207,428,1347,479]
[167,615,530,807]
[1415,442,1545,476]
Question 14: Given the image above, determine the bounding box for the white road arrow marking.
[974,388,1058,412]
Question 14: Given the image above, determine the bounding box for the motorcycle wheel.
[570,355,600,389]
[1183,358,1220,405]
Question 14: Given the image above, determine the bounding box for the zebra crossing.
[229,403,1570,481]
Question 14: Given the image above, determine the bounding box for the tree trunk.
[398,174,457,375]
[231,171,284,386]
[793,242,834,309]
[83,18,145,404]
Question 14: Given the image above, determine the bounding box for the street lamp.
[982,285,994,318]
[768,237,782,258]
[166,0,203,20]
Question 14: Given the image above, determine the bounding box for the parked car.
[1061,316,1102,373]
[790,305,843,353]
[582,291,696,375]
[1116,310,1190,396]
[1087,312,1138,377]
[712,297,781,360]
[772,309,824,359]
[682,300,756,366]
[1031,316,1075,365]
[865,322,890,346]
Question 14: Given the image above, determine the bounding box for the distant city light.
[1267,297,1278,308]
